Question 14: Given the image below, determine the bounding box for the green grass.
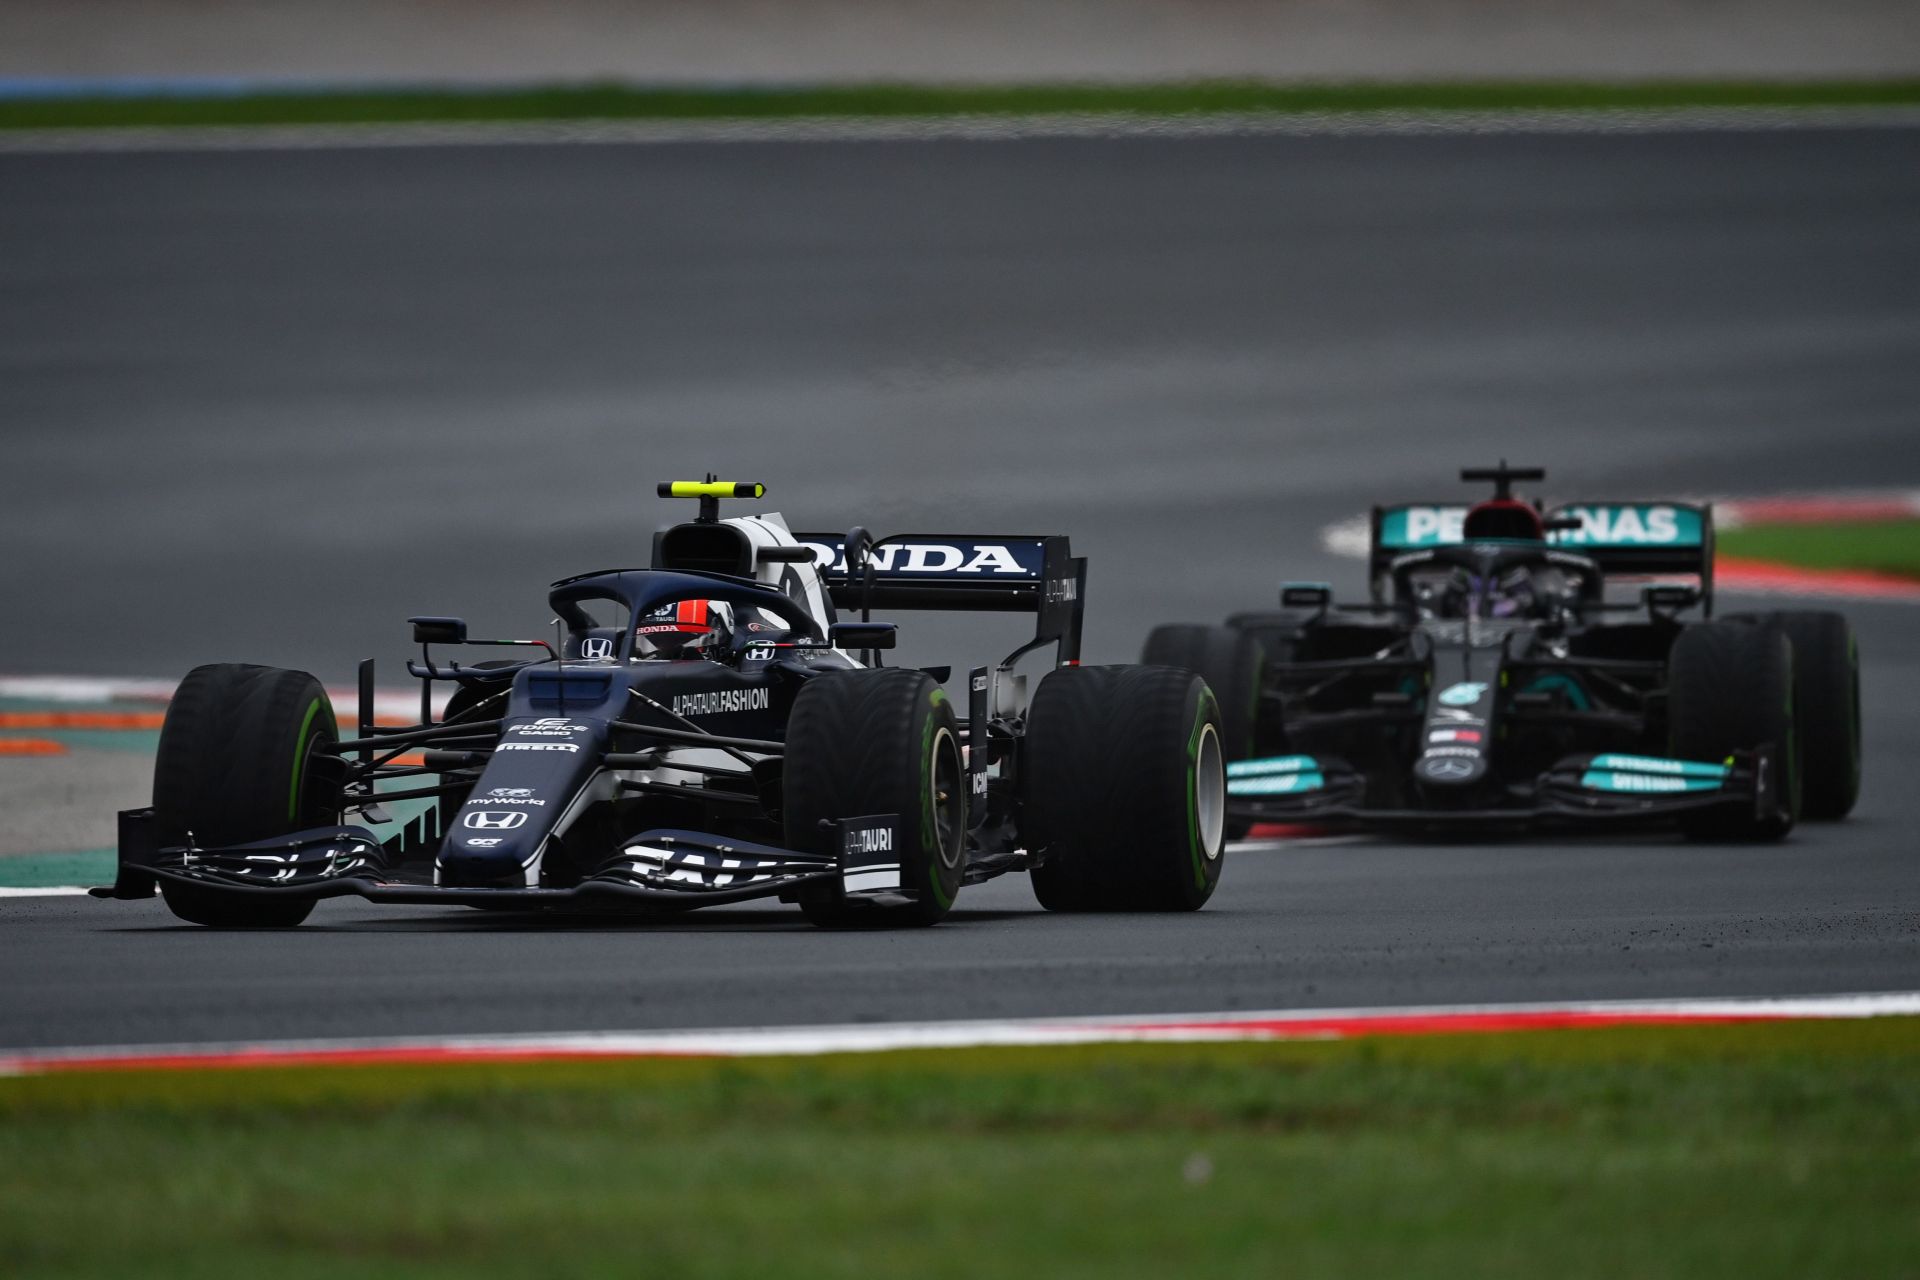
[4,1019,1917,1278]
[4,78,1920,130]
[1718,519,1920,579]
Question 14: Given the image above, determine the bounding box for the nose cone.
[438,810,540,887]
[1415,754,1486,787]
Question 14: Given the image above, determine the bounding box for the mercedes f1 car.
[98,481,1228,927]
[1143,464,1861,839]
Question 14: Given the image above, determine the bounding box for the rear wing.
[1369,500,1715,605]
[1544,501,1715,585]
[792,532,1086,666]
[1367,503,1470,589]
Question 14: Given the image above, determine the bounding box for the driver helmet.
[634,599,735,659]
[1479,566,1538,619]
[1462,499,1546,542]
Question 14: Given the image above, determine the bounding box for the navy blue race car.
[99,482,1228,927]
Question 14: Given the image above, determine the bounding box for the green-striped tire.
[152,663,342,927]
[784,669,966,928]
[1025,665,1227,911]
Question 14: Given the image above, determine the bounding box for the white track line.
[4,990,1915,1074]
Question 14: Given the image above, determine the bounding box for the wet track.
[2,126,1917,1048]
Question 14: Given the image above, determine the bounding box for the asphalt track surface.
[3,127,1917,1049]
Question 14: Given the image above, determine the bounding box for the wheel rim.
[930,726,965,870]
[1194,722,1225,860]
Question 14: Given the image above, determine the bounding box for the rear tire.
[1724,611,1860,821]
[784,670,966,927]
[1667,624,1798,840]
[1026,665,1226,911]
[1141,624,1261,839]
[152,664,342,927]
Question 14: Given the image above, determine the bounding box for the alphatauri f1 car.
[99,482,1228,927]
[1144,464,1861,839]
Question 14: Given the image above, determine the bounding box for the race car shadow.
[127,903,1046,933]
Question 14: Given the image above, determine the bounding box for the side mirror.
[830,622,898,651]
[1280,582,1333,610]
[409,616,468,645]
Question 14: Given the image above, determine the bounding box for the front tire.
[152,664,343,926]
[1668,623,1798,840]
[1026,665,1226,911]
[784,670,966,927]
[1725,611,1860,821]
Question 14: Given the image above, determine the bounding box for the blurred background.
[2,1,1916,686]
[7,0,1919,82]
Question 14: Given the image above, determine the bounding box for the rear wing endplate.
[792,532,1086,666]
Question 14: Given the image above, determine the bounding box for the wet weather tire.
[1026,665,1226,911]
[784,669,966,927]
[152,664,343,927]
[1141,624,1261,839]
[1667,623,1798,841]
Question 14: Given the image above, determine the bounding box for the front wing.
[94,808,902,911]
[1225,749,1785,833]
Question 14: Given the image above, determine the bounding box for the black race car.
[1143,464,1861,839]
[99,481,1228,927]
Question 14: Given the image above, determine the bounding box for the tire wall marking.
[287,697,324,822]
[923,688,952,908]
[1186,687,1219,889]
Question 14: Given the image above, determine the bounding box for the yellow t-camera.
[658,481,765,500]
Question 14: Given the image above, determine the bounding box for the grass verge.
[1718,518,1920,579]
[3,78,1920,130]
[3,1018,1916,1278]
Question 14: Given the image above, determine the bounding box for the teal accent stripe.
[1229,772,1326,796]
[1590,754,1730,779]
[1579,770,1723,794]
[1226,755,1318,778]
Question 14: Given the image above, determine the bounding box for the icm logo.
[464,811,528,830]
[1438,682,1489,707]
[579,637,613,660]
